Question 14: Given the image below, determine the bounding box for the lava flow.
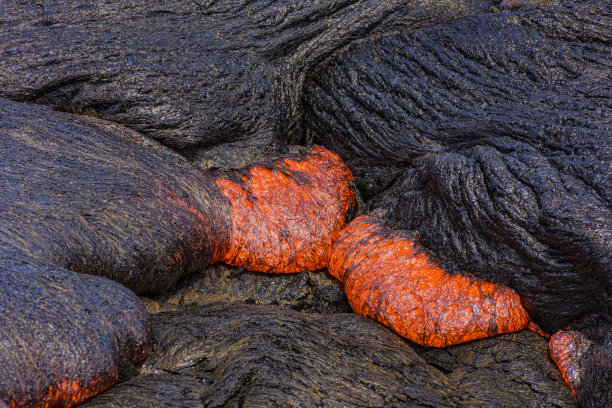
[549,330,587,395]
[328,215,532,348]
[214,147,355,274]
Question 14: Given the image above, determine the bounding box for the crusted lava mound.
[304,2,611,405]
[0,245,151,408]
[0,0,609,407]
[0,97,354,407]
[0,0,494,167]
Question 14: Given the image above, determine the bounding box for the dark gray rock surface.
[0,96,227,407]
[0,97,230,296]
[0,0,498,167]
[82,301,577,408]
[305,2,611,200]
[141,264,351,315]
[0,244,151,408]
[79,374,204,408]
[304,0,611,347]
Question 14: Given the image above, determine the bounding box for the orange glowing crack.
[10,371,117,408]
[214,146,355,273]
[328,215,531,348]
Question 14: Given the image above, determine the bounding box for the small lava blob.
[549,329,588,395]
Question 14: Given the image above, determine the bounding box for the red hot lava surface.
[328,215,532,348]
[214,147,355,274]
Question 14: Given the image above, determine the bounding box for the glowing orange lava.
[215,147,354,274]
[9,371,117,408]
[328,215,531,347]
[549,330,585,395]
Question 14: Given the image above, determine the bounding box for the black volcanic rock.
[142,264,351,315]
[0,96,226,407]
[303,3,611,404]
[304,2,611,201]
[0,244,151,408]
[0,0,498,166]
[0,97,230,296]
[82,302,577,408]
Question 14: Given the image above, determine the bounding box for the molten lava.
[328,215,531,347]
[215,147,354,274]
[549,330,586,395]
[9,372,117,408]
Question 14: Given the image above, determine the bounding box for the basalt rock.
[0,0,504,164]
[79,374,204,408]
[142,264,351,315]
[0,97,230,296]
[81,302,577,408]
[305,2,611,199]
[0,244,151,408]
[0,96,354,407]
[305,3,612,200]
[415,329,577,407]
[0,95,225,406]
[304,2,611,404]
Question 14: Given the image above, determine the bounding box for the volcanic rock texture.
[0,0,495,167]
[0,0,609,407]
[0,248,150,408]
[81,302,576,408]
[0,97,226,407]
[304,2,611,405]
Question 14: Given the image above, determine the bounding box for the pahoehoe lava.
[305,2,611,405]
[0,0,610,407]
[0,97,354,407]
[0,0,496,165]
